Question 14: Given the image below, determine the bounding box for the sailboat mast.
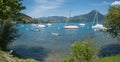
[69,9,71,19]
[96,11,98,24]
[92,10,99,26]
[65,9,71,26]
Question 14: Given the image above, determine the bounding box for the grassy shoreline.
[0,50,37,62]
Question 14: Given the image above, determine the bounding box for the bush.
[64,39,96,62]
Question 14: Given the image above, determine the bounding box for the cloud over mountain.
[111,1,120,6]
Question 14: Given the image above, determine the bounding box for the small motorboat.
[79,23,85,26]
[51,32,61,36]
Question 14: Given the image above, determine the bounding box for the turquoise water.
[9,23,119,62]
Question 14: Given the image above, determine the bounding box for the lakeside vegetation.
[0,0,120,62]
[94,54,120,62]
[0,50,37,62]
[64,39,95,62]
[64,40,120,62]
[0,0,37,61]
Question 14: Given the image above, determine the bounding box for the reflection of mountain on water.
[99,44,120,57]
[9,45,49,61]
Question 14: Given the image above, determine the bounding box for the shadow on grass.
[99,44,120,57]
[10,45,49,61]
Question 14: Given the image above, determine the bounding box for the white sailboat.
[47,23,52,26]
[30,24,40,31]
[79,23,85,26]
[51,32,61,36]
[92,10,106,30]
[37,23,46,28]
[64,10,79,29]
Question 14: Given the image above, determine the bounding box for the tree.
[64,40,95,62]
[104,5,120,38]
[0,0,25,22]
[0,0,25,51]
[0,21,19,50]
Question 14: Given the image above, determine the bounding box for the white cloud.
[111,1,120,6]
[28,0,65,18]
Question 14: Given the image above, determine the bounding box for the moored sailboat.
[64,10,79,29]
[91,10,106,30]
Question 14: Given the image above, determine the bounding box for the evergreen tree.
[0,0,25,51]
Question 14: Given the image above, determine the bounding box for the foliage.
[64,40,95,62]
[0,21,19,51]
[64,56,73,62]
[104,5,120,38]
[0,0,25,22]
[0,50,37,62]
[15,13,34,24]
[0,0,25,51]
[93,54,120,62]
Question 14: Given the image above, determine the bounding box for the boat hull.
[64,25,79,29]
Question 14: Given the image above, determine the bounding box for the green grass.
[94,54,120,62]
[1,49,120,62]
[0,50,37,62]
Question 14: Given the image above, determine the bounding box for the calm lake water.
[9,23,119,62]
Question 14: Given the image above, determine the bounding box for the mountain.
[38,16,67,23]
[18,10,104,23]
[70,10,105,23]
[38,10,105,23]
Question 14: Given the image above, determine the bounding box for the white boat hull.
[47,23,52,26]
[79,23,85,26]
[38,24,46,28]
[51,32,60,36]
[92,24,107,30]
[64,25,79,29]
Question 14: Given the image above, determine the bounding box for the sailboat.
[30,24,40,31]
[38,24,46,28]
[64,10,79,29]
[92,10,106,30]
[79,23,85,26]
[47,23,52,26]
[37,22,46,28]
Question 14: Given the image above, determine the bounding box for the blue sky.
[21,0,118,18]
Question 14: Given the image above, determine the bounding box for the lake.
[9,23,119,62]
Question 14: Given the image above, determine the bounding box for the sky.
[21,0,120,18]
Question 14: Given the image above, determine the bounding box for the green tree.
[0,0,25,51]
[64,40,95,62]
[0,0,25,22]
[104,5,120,38]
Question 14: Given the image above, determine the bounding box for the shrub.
[64,39,95,62]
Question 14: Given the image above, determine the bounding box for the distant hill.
[38,10,105,23]
[38,16,67,23]
[70,10,105,23]
[16,13,34,23]
[17,10,105,23]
